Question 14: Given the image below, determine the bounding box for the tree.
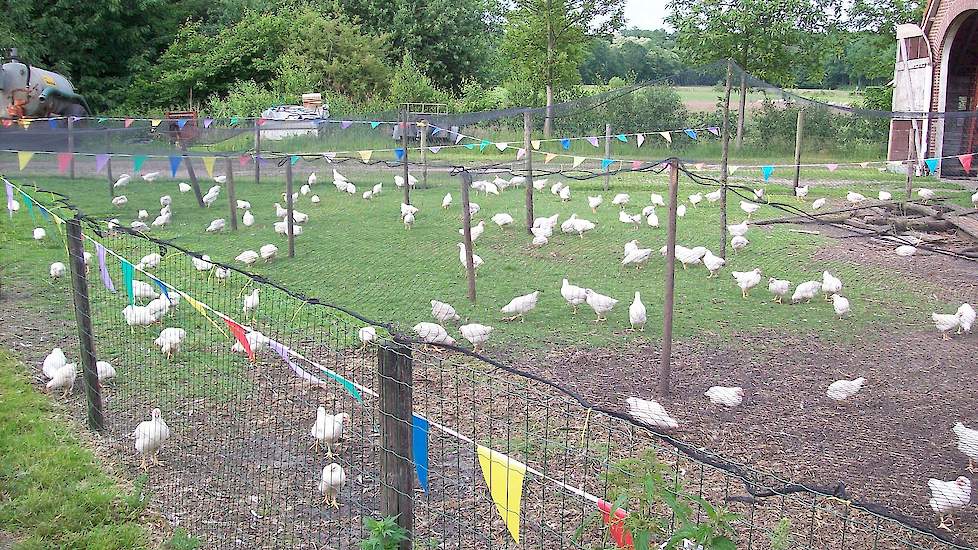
[667,0,836,147]
[502,0,626,137]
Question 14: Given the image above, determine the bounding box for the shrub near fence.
[3,177,973,550]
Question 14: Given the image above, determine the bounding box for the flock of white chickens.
[25,164,978,527]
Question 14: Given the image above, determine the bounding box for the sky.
[625,0,668,30]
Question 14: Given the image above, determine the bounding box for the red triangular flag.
[224,318,253,361]
[239,154,252,167]
[959,154,973,173]
[57,153,72,174]
[597,500,633,549]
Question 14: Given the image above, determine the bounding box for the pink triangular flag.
[57,153,72,174]
[516,148,526,160]
[631,160,642,170]
[636,133,645,147]
[239,154,252,167]
[124,118,134,128]
[659,132,672,144]
[826,163,838,172]
[586,136,599,147]
[256,118,267,126]
[959,154,973,173]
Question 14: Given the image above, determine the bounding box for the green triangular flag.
[230,116,240,126]
[121,259,135,305]
[133,155,147,172]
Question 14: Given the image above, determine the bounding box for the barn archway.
[939,10,978,177]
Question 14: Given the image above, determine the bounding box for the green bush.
[389,54,453,105]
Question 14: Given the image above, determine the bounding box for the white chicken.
[152,212,171,227]
[491,213,514,228]
[917,188,936,202]
[832,294,851,318]
[403,212,415,229]
[702,251,725,277]
[372,183,382,195]
[130,221,150,232]
[559,185,571,202]
[822,271,843,300]
[753,188,765,200]
[457,242,483,270]
[795,185,809,200]
[879,190,892,201]
[153,327,187,358]
[236,199,251,210]
[584,288,618,322]
[629,292,646,331]
[137,253,161,270]
[953,423,978,472]
[235,250,259,265]
[133,408,170,470]
[611,193,630,208]
[114,174,131,188]
[705,189,721,203]
[311,195,321,205]
[500,291,540,322]
[569,216,596,238]
[142,171,160,182]
[231,330,269,355]
[50,262,66,279]
[242,210,255,227]
[136,209,148,221]
[826,377,865,401]
[957,303,975,334]
[178,182,191,193]
[95,361,117,382]
[933,312,961,340]
[205,219,225,233]
[650,193,666,207]
[46,363,77,397]
[622,247,653,269]
[111,195,128,207]
[308,173,317,186]
[300,184,311,196]
[676,204,686,218]
[413,322,455,345]
[688,193,702,207]
[431,300,461,323]
[550,182,564,196]
[310,407,349,458]
[192,254,213,272]
[846,191,866,204]
[214,175,227,184]
[358,326,377,348]
[626,397,678,429]
[588,195,603,212]
[32,228,47,240]
[560,279,588,314]
[442,193,453,209]
[768,278,791,304]
[927,476,971,529]
[727,221,748,237]
[459,323,494,350]
[160,195,172,207]
[646,212,659,228]
[259,244,278,261]
[812,198,826,210]
[400,203,418,219]
[122,305,156,329]
[895,245,917,257]
[739,200,760,218]
[533,178,548,190]
[132,280,159,299]
[319,463,346,509]
[243,289,260,315]
[619,210,641,228]
[459,221,486,242]
[705,386,744,408]
[792,281,822,303]
[42,348,68,379]
[732,268,762,298]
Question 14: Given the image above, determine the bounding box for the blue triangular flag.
[370,121,381,129]
[20,191,35,223]
[39,205,50,222]
[616,134,627,143]
[151,276,171,303]
[601,158,614,170]
[431,126,442,136]
[684,129,698,140]
[924,158,939,174]
[48,119,59,129]
[290,155,300,166]
[412,414,430,493]
[395,148,405,161]
[762,165,774,181]
[176,119,188,129]
[169,155,182,177]
[560,138,571,150]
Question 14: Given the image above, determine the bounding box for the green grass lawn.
[0,349,151,549]
[673,85,862,110]
[3,167,966,357]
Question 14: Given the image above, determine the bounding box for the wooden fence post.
[719,60,733,259]
[226,157,238,231]
[523,112,535,234]
[67,116,75,179]
[178,141,205,207]
[254,122,262,184]
[66,217,104,432]
[603,123,612,191]
[106,157,115,199]
[378,339,414,550]
[420,119,428,189]
[659,159,680,397]
[792,110,805,192]
[286,158,296,258]
[459,171,477,303]
[402,108,411,205]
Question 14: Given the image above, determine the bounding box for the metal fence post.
[378,339,414,550]
[66,217,104,432]
[402,108,411,205]
[420,119,428,189]
[286,158,295,258]
[106,156,115,199]
[659,159,680,397]
[792,110,805,192]
[226,157,238,231]
[603,123,612,191]
[719,60,733,259]
[524,112,535,234]
[254,123,262,184]
[459,171,477,303]
[67,116,75,179]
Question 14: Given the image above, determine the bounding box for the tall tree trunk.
[544,84,554,138]
[544,4,555,138]
[735,71,747,150]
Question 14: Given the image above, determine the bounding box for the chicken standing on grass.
[732,269,762,298]
[310,407,349,458]
[584,289,618,322]
[560,279,588,314]
[768,278,791,304]
[431,300,461,323]
[153,327,187,359]
[133,408,170,470]
[792,281,822,303]
[501,291,540,322]
[459,324,494,350]
[50,262,66,279]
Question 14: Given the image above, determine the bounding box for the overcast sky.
[625,0,668,30]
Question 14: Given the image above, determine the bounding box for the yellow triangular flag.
[730,165,740,174]
[358,150,373,163]
[572,156,585,168]
[151,119,162,128]
[477,446,526,544]
[19,119,32,130]
[202,156,217,178]
[531,140,541,150]
[544,153,557,164]
[659,131,672,143]
[180,291,228,337]
[18,151,35,170]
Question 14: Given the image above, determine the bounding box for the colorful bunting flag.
[150,277,170,303]
[959,153,973,173]
[479,139,491,152]
[96,154,110,173]
[202,157,217,178]
[586,136,599,147]
[825,163,838,172]
[17,151,34,170]
[286,155,298,166]
[38,203,50,223]
[516,148,526,160]
[176,119,188,129]
[597,500,634,549]
[224,317,254,362]
[150,119,162,128]
[730,165,740,174]
[95,243,115,292]
[19,119,32,130]
[572,156,586,168]
[395,148,405,161]
[412,415,430,493]
[761,165,774,181]
[544,153,557,164]
[531,140,541,150]
[124,118,134,128]
[494,142,508,152]
[4,182,13,219]
[57,153,72,174]
[659,132,672,144]
[560,138,571,150]
[239,154,251,167]
[256,118,267,126]
[268,339,327,386]
[477,446,526,544]
[924,158,939,174]
[428,146,441,154]
[96,117,107,124]
[707,127,721,137]
[48,119,59,129]
[169,156,182,177]
[616,133,627,143]
[636,133,645,147]
[134,155,148,172]
[20,191,35,222]
[455,133,465,145]
[370,121,381,129]
[631,160,642,170]
[121,259,135,305]
[340,120,353,129]
[203,118,214,129]
[358,150,373,163]
[601,158,614,170]
[181,292,227,337]
[463,143,476,150]
[684,129,698,140]
[230,116,240,126]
